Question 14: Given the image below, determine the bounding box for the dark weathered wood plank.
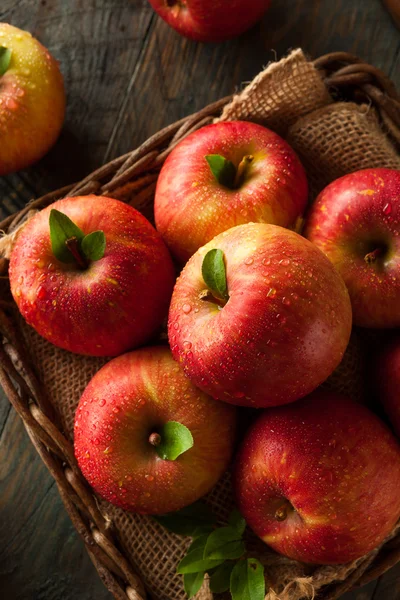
[106,0,400,159]
[1,1,400,599]
[0,405,110,599]
[0,0,154,219]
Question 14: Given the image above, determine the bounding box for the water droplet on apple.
[267,288,276,297]
[383,202,392,215]
[282,297,291,306]
[182,303,192,314]
[173,321,179,330]
[100,399,106,407]
[245,257,254,265]
[183,341,192,350]
[145,474,154,481]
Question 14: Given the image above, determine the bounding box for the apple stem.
[198,288,227,308]
[65,237,88,270]
[234,155,254,188]
[274,500,293,522]
[149,432,162,447]
[364,247,383,264]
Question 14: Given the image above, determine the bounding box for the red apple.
[304,168,400,328]
[234,390,400,564]
[9,195,175,356]
[155,121,308,263]
[376,336,400,437]
[74,346,236,514]
[0,23,65,175]
[147,0,271,42]
[168,223,352,407]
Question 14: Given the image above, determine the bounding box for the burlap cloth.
[6,49,400,600]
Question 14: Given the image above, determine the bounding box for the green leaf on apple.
[0,47,12,76]
[230,558,266,600]
[202,249,229,301]
[155,421,194,461]
[154,501,216,537]
[177,546,225,574]
[228,509,247,536]
[184,572,205,598]
[205,154,236,188]
[81,230,106,261]
[49,209,85,263]
[209,561,235,593]
[203,526,245,561]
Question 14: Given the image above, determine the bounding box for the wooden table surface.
[1,1,400,599]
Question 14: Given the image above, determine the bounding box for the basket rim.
[1,50,400,600]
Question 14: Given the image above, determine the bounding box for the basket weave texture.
[1,49,400,600]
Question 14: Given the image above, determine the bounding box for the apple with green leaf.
[234,390,400,564]
[0,23,65,175]
[155,121,308,263]
[147,0,271,42]
[168,223,352,407]
[74,346,236,514]
[304,168,400,328]
[9,195,175,356]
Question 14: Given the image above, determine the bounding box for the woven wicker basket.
[1,51,400,600]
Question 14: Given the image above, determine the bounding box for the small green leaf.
[206,154,236,188]
[230,558,265,600]
[49,209,85,263]
[177,547,225,575]
[228,509,246,536]
[187,534,210,555]
[154,501,216,537]
[155,421,194,461]
[204,526,245,561]
[81,230,106,261]
[184,572,205,598]
[0,47,12,76]
[202,249,229,301]
[209,561,235,593]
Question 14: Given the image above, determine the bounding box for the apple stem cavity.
[150,421,194,461]
[205,154,254,190]
[65,237,89,270]
[233,155,254,188]
[198,288,227,308]
[274,500,293,522]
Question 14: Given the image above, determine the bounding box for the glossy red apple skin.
[168,223,352,408]
[147,0,271,42]
[234,390,400,564]
[155,121,308,263]
[9,195,175,356]
[304,168,400,328]
[74,346,236,514]
[0,23,65,175]
[376,337,400,437]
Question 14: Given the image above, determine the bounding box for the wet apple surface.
[155,121,308,263]
[234,390,400,564]
[0,23,65,175]
[9,195,175,356]
[169,223,352,407]
[74,346,237,514]
[305,168,400,328]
